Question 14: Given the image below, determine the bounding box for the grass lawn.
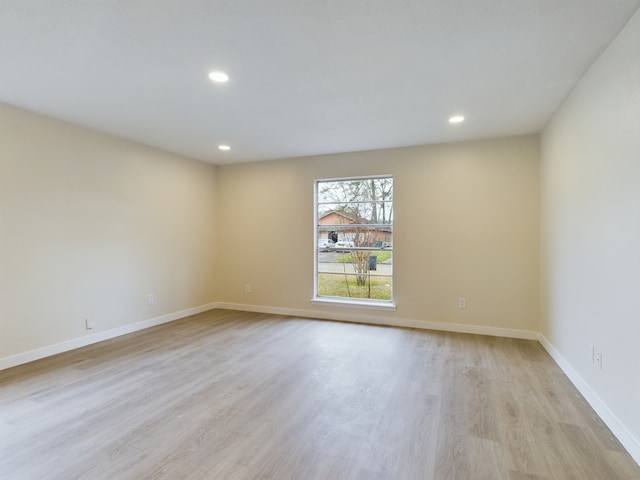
[318,273,392,300]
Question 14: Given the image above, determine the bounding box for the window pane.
[317,178,393,205]
[317,249,392,274]
[318,273,393,300]
[318,202,393,225]
[317,225,393,248]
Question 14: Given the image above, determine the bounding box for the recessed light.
[449,115,465,124]
[209,71,229,83]
[218,145,231,151]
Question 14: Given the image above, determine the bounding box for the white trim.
[215,302,538,340]
[311,297,397,311]
[538,334,640,465]
[0,302,217,371]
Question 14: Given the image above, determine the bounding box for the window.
[314,176,393,307]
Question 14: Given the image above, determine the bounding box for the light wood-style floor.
[1,310,639,479]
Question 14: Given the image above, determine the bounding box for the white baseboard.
[538,334,640,465]
[215,302,539,340]
[0,302,217,371]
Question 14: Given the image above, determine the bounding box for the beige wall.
[540,8,640,456]
[0,102,218,361]
[216,135,540,334]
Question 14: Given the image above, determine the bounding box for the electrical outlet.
[458,297,467,309]
[148,294,154,305]
[85,318,94,330]
[594,350,603,370]
[245,284,251,294]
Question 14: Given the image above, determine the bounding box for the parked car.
[317,239,336,252]
[333,240,355,252]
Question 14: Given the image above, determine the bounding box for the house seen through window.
[315,176,393,303]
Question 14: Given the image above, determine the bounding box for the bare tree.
[347,227,375,287]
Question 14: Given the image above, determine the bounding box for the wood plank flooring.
[1,309,639,479]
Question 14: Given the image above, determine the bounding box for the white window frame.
[312,175,396,310]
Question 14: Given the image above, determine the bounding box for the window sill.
[310,297,397,311]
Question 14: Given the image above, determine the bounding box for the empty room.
[1,1,639,479]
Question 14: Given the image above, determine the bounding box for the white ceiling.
[1,1,638,165]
